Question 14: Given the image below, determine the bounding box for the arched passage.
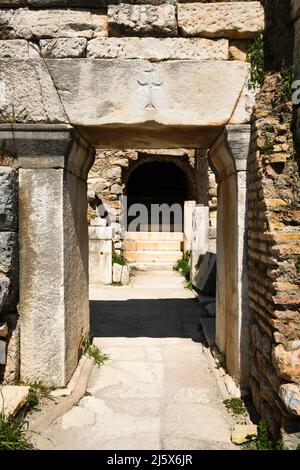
[126,161,190,233]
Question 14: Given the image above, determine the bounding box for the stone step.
[125,240,183,251]
[129,262,174,271]
[125,231,184,241]
[125,250,182,263]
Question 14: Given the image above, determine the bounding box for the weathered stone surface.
[292,0,300,21]
[46,59,249,147]
[0,0,25,6]
[89,239,112,285]
[0,39,39,58]
[0,339,6,364]
[0,60,67,124]
[0,275,10,312]
[19,166,91,387]
[108,4,177,37]
[0,385,30,418]
[0,8,107,40]
[279,383,300,416]
[204,302,216,318]
[40,38,87,58]
[88,226,114,240]
[194,252,216,296]
[272,344,300,384]
[0,322,8,337]
[229,40,249,62]
[112,262,122,283]
[231,424,257,445]
[0,232,17,275]
[0,168,17,230]
[121,264,130,286]
[178,2,264,39]
[87,37,229,61]
[90,217,106,227]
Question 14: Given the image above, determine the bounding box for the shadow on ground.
[90,298,206,342]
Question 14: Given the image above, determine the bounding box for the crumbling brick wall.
[248,73,300,445]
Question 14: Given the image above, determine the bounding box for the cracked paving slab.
[33,270,237,450]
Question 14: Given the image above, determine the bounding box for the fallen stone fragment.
[0,385,30,418]
[231,424,257,445]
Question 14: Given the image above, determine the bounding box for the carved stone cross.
[137,66,163,111]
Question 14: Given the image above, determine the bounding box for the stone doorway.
[0,50,253,390]
[124,160,194,268]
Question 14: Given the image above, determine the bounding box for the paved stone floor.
[35,270,237,450]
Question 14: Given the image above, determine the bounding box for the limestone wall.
[0,1,263,62]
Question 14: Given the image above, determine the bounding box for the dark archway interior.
[126,161,188,232]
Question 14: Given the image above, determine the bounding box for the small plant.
[174,251,191,282]
[216,352,227,370]
[261,139,275,155]
[112,252,127,266]
[86,345,109,368]
[223,398,246,416]
[26,382,53,412]
[83,336,109,368]
[240,419,289,450]
[280,66,295,101]
[186,280,193,290]
[0,412,32,450]
[247,30,265,87]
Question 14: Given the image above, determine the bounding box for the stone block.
[121,264,130,286]
[0,39,39,58]
[112,262,122,283]
[40,38,87,58]
[0,232,17,275]
[191,205,209,280]
[0,59,67,124]
[279,383,300,416]
[1,8,107,40]
[231,424,257,445]
[194,252,216,296]
[229,40,249,62]
[46,58,250,147]
[0,338,6,364]
[89,239,112,285]
[272,344,300,384]
[0,385,30,418]
[0,275,10,313]
[0,167,17,230]
[178,2,264,39]
[87,37,229,61]
[90,217,107,227]
[88,226,114,240]
[108,4,177,37]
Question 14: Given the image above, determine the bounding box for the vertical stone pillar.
[0,125,95,387]
[190,205,209,282]
[183,200,196,252]
[209,125,250,389]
